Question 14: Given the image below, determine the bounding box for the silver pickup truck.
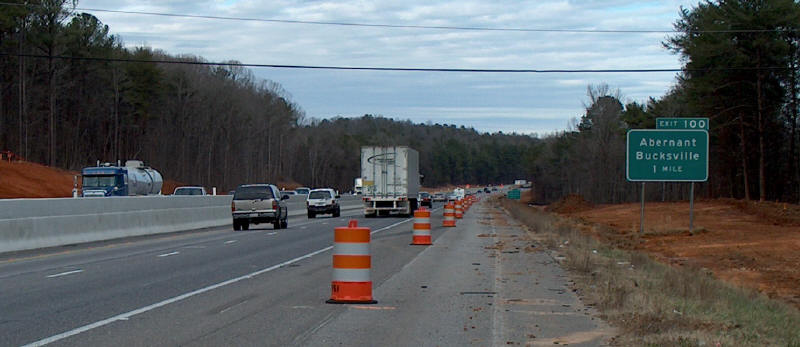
[231,184,289,230]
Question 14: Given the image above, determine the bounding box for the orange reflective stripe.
[334,228,371,243]
[413,223,431,230]
[333,255,371,269]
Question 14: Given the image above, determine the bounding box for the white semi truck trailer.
[361,146,420,217]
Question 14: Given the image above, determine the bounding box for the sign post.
[656,118,709,234]
[627,128,709,234]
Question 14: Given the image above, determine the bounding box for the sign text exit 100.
[656,117,709,131]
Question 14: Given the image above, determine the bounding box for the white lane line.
[266,232,277,236]
[224,240,237,245]
[370,218,413,235]
[46,270,84,278]
[157,252,180,258]
[22,218,411,347]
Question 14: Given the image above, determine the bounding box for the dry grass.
[498,198,800,347]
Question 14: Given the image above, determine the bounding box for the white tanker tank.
[124,160,163,195]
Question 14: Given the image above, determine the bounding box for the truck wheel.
[333,208,340,218]
[242,222,249,231]
[365,213,376,218]
[273,220,281,229]
[308,212,315,218]
[233,221,241,231]
[281,220,288,229]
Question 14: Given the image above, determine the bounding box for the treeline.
[2,1,798,203]
[531,0,800,204]
[0,1,305,191]
[300,116,537,190]
[0,1,536,192]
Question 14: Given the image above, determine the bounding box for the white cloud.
[77,0,699,132]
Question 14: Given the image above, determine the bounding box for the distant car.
[231,184,289,230]
[295,187,310,195]
[307,188,340,218]
[432,192,446,202]
[281,190,297,198]
[484,188,491,193]
[173,186,207,196]
[418,191,432,208]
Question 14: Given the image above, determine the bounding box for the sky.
[78,0,700,135]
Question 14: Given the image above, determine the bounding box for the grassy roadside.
[498,198,800,347]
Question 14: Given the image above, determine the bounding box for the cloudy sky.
[78,0,699,135]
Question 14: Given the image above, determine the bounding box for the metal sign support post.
[640,182,645,234]
[689,182,695,234]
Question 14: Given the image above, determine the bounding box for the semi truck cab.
[81,167,128,197]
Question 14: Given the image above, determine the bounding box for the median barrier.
[0,195,364,254]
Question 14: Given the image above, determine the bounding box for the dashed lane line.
[46,270,83,278]
[22,217,413,347]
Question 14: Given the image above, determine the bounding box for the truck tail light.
[272,200,278,210]
[231,202,235,212]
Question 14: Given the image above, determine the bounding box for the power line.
[0,2,796,34]
[0,52,791,73]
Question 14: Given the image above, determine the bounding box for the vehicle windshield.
[175,188,203,195]
[233,186,273,200]
[420,192,430,198]
[82,175,117,188]
[295,188,310,195]
[309,191,331,199]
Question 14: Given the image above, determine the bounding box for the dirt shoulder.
[560,199,800,309]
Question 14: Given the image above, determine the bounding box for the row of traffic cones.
[328,196,481,304]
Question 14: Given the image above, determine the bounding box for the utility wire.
[0,2,797,34]
[0,52,791,73]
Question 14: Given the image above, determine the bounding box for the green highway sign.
[627,129,709,182]
[507,189,521,200]
[656,117,709,131]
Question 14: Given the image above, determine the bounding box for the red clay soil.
[546,194,594,213]
[0,160,185,197]
[0,160,78,198]
[558,199,800,309]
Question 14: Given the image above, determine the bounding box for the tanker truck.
[81,160,163,197]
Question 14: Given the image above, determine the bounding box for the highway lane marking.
[46,270,83,278]
[22,218,412,347]
[224,240,237,244]
[266,232,277,236]
[157,251,180,258]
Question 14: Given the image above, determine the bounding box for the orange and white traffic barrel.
[443,203,456,227]
[411,207,432,245]
[455,199,464,219]
[327,220,376,304]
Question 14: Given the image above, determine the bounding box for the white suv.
[306,188,340,218]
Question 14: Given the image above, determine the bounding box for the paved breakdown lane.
[302,202,613,346]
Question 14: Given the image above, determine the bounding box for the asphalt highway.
[0,199,611,346]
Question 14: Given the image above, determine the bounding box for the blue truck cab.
[81,167,129,197]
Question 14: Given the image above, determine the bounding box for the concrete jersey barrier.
[0,195,364,254]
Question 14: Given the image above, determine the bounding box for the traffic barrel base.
[326,282,377,304]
